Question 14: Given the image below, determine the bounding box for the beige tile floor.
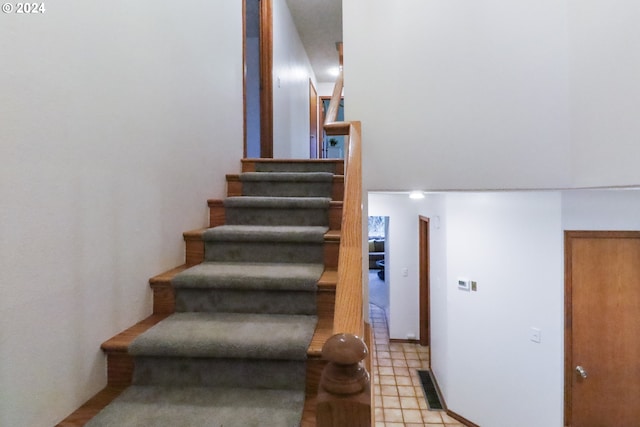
[370,304,464,427]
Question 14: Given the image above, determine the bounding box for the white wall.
[344,0,572,191]
[351,1,640,424]
[0,1,243,425]
[345,1,640,192]
[443,192,564,427]
[272,0,316,158]
[317,82,338,98]
[562,189,640,230]
[370,191,565,426]
[371,188,640,425]
[568,1,640,188]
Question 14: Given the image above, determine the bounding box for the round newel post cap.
[322,333,368,365]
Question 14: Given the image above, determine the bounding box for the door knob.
[575,365,588,379]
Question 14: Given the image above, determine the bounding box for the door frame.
[564,230,640,426]
[309,79,319,158]
[259,0,273,158]
[243,0,273,158]
[419,216,431,357]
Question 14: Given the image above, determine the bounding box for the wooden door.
[565,231,640,426]
[309,80,318,158]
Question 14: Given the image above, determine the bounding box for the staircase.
[57,159,344,427]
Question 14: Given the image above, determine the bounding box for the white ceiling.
[285,0,342,83]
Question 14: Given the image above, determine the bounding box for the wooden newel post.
[316,333,371,427]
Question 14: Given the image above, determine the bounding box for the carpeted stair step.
[242,158,342,173]
[226,173,344,201]
[65,160,344,427]
[59,309,335,426]
[85,385,305,427]
[172,262,323,291]
[239,172,334,197]
[223,196,330,226]
[181,227,340,268]
[95,311,333,389]
[208,198,343,231]
[129,312,317,360]
[171,262,322,315]
[149,265,338,317]
[204,225,328,264]
[132,356,307,389]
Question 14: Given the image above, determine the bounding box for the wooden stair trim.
[183,228,207,266]
[150,265,188,315]
[54,385,128,427]
[226,174,242,197]
[100,314,169,353]
[308,316,333,357]
[149,265,189,287]
[318,268,337,289]
[324,230,341,242]
[183,228,207,239]
[329,201,342,230]
[207,199,226,227]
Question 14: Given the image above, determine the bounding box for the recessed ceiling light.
[409,191,425,200]
[328,67,340,77]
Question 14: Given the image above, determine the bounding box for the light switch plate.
[530,327,541,343]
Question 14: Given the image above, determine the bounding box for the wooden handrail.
[323,69,344,128]
[332,121,363,337]
[317,120,370,427]
[318,69,370,426]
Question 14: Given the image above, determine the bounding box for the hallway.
[370,304,464,426]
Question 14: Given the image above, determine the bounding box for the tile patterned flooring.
[370,304,464,427]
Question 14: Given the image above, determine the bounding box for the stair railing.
[317,69,371,427]
[323,69,348,136]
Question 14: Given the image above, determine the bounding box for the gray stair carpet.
[87,163,332,427]
[224,196,330,226]
[85,386,305,427]
[239,172,333,197]
[254,161,337,173]
[172,262,323,314]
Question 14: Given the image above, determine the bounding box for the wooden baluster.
[317,333,371,427]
